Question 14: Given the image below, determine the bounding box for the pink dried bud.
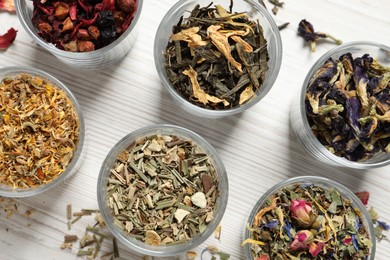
[0,0,15,12]
[77,41,95,52]
[76,29,89,40]
[343,237,352,245]
[309,242,325,257]
[290,199,314,227]
[354,191,370,206]
[54,2,69,21]
[61,17,74,32]
[87,26,100,40]
[256,255,270,260]
[289,230,314,251]
[116,0,135,13]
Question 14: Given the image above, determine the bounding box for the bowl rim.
[14,0,144,58]
[244,175,376,260]
[97,124,229,256]
[0,66,85,198]
[153,0,283,117]
[299,41,390,168]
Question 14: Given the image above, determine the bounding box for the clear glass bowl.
[15,0,143,69]
[97,124,229,256]
[0,66,85,197]
[154,0,282,118]
[244,176,376,260]
[291,41,390,169]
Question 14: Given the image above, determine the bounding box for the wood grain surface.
[1,0,390,259]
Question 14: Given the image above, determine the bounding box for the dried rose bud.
[87,26,100,40]
[62,41,78,52]
[61,17,74,32]
[77,41,95,52]
[54,2,69,21]
[77,29,90,40]
[354,191,370,206]
[289,230,314,251]
[256,255,270,260]
[116,0,135,13]
[290,199,315,227]
[309,242,325,257]
[38,22,52,34]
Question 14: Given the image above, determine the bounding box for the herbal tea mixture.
[0,73,80,188]
[164,2,269,110]
[106,134,220,245]
[305,53,390,161]
[32,0,138,52]
[243,183,372,259]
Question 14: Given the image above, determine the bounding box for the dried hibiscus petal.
[0,28,17,49]
[0,0,15,12]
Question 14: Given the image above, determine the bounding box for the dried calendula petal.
[183,66,230,106]
[170,27,208,49]
[145,230,161,246]
[239,85,255,105]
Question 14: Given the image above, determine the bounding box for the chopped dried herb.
[164,2,269,110]
[0,73,80,189]
[305,53,390,161]
[298,19,342,52]
[106,134,220,245]
[244,183,372,259]
[31,0,138,52]
[0,28,17,49]
[278,22,289,31]
[0,0,14,12]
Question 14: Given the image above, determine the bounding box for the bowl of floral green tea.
[243,176,375,260]
[154,0,282,118]
[97,124,228,256]
[292,42,390,168]
[0,67,84,198]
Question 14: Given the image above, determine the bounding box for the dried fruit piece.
[0,0,15,12]
[145,230,161,246]
[191,192,207,208]
[0,28,17,49]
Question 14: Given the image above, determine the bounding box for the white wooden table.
[1,0,390,259]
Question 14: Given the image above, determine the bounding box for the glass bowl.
[97,124,228,256]
[154,0,282,118]
[0,66,85,197]
[15,0,143,69]
[291,41,390,169]
[244,176,376,260]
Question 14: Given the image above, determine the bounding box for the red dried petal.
[354,191,370,206]
[0,0,15,13]
[0,28,17,49]
[101,0,115,11]
[69,2,77,20]
[77,0,92,14]
[122,3,137,31]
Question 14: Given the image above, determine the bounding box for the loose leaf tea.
[106,134,220,245]
[305,53,390,161]
[31,0,137,52]
[244,183,372,259]
[298,19,342,52]
[0,73,80,189]
[164,2,269,110]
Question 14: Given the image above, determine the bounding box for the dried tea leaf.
[145,230,161,246]
[239,85,255,105]
[183,66,229,106]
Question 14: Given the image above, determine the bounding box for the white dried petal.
[125,221,134,233]
[147,139,162,152]
[145,230,161,246]
[174,208,190,224]
[205,211,213,223]
[191,192,207,208]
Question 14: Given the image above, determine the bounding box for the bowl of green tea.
[97,124,228,256]
[243,176,375,259]
[154,0,282,118]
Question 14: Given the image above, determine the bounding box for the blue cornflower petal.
[377,220,390,231]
